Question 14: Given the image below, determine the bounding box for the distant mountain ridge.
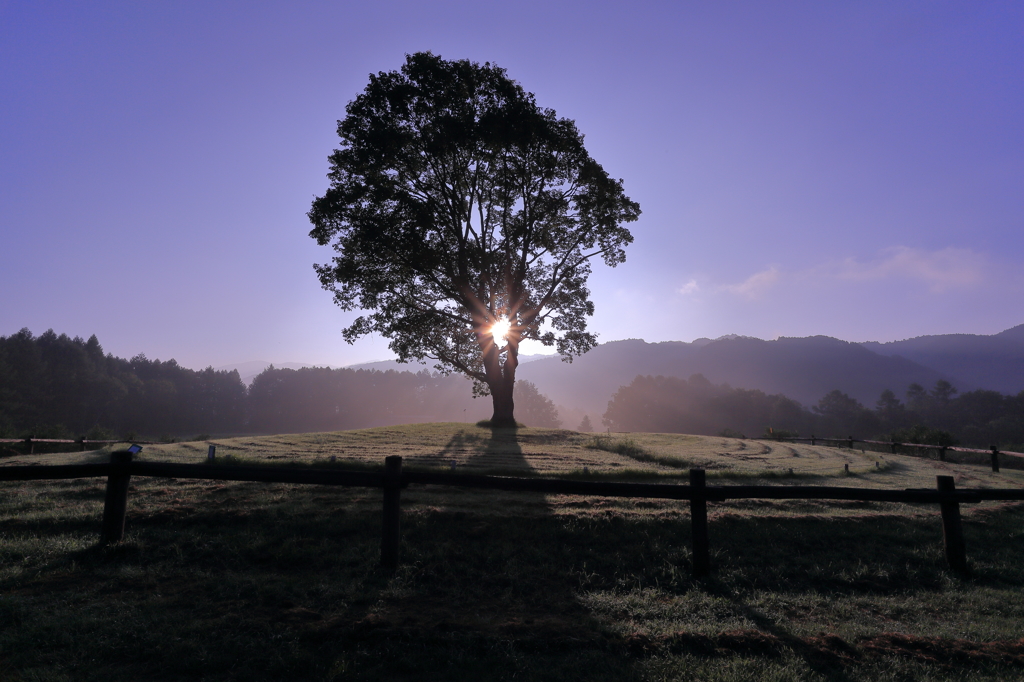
[221,325,1024,417]
[515,325,1024,416]
[859,324,1024,396]
[515,336,942,415]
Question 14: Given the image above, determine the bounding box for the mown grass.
[2,424,1024,680]
[18,422,1021,489]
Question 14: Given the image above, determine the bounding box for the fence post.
[77,437,86,452]
[936,476,967,574]
[25,438,33,455]
[890,440,897,454]
[848,436,854,449]
[810,435,816,446]
[939,446,947,462]
[990,446,1000,473]
[689,469,710,578]
[381,455,402,572]
[101,450,133,544]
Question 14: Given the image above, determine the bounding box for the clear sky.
[2,1,1022,370]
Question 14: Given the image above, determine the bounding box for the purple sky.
[2,1,1022,370]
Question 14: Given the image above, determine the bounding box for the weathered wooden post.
[689,469,710,578]
[102,450,133,543]
[990,446,1000,473]
[936,475,967,574]
[77,436,86,452]
[25,437,33,455]
[890,440,897,455]
[939,446,947,462]
[848,436,854,449]
[810,435,816,446]
[381,455,402,572]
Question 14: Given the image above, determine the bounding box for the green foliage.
[888,424,958,447]
[85,425,114,440]
[21,423,72,439]
[0,328,247,437]
[603,374,812,437]
[512,380,561,428]
[308,52,639,424]
[603,375,1024,451]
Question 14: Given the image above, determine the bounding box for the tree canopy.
[308,52,640,426]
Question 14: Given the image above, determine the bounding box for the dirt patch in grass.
[858,633,1024,667]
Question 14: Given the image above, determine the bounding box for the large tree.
[308,53,640,427]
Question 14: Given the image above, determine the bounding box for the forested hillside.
[861,324,1024,395]
[516,336,953,414]
[0,329,560,439]
[0,328,247,437]
[602,374,1024,451]
[2,328,1021,451]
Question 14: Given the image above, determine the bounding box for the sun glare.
[490,317,512,344]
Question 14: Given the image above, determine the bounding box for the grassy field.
[2,423,1024,681]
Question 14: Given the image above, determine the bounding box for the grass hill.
[28,422,1020,489]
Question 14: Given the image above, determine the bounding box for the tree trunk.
[481,334,519,428]
[489,377,516,427]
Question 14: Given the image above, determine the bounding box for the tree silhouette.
[308,52,640,426]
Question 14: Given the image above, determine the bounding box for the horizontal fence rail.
[761,435,1024,473]
[0,438,160,454]
[3,452,1023,576]
[767,435,1024,459]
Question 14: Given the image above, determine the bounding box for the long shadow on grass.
[6,471,1024,680]
[355,426,637,679]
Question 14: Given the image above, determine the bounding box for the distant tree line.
[0,329,248,439]
[0,329,560,443]
[602,374,1024,451]
[247,365,559,433]
[4,329,1021,451]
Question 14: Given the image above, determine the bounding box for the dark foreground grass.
[1,476,1024,681]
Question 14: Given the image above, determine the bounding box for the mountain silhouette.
[860,324,1024,395]
[515,332,1007,416]
[224,326,1024,420]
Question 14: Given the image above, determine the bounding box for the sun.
[490,317,512,344]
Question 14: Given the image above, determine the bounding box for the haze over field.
[2,2,1022,370]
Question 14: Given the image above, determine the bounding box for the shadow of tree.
[4,471,1024,680]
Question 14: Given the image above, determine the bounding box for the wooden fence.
[4,451,1024,577]
[0,438,159,454]
[764,436,1024,473]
